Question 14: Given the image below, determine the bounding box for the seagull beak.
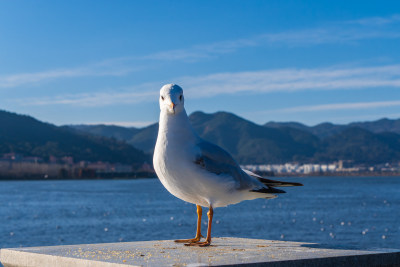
[169,102,176,113]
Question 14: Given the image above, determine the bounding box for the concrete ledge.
[1,237,399,267]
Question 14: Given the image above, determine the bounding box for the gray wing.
[194,140,256,190]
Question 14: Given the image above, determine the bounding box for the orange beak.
[170,103,176,110]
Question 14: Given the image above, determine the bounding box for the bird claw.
[184,241,211,247]
[174,238,201,243]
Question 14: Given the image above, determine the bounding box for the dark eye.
[179,95,183,101]
[161,96,164,100]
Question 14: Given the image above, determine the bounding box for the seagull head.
[159,84,185,115]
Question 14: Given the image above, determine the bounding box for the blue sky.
[0,1,399,127]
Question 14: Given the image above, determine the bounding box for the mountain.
[264,121,347,138]
[314,127,400,164]
[70,124,159,153]
[71,124,139,142]
[6,108,397,167]
[129,123,159,152]
[265,118,400,138]
[263,121,310,132]
[0,110,149,165]
[350,118,400,134]
[188,111,319,163]
[71,111,400,165]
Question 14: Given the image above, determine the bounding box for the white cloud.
[0,57,140,88]
[326,112,400,124]
[144,37,259,61]
[2,14,400,89]
[145,14,400,61]
[348,14,400,26]
[16,63,400,107]
[275,100,400,113]
[18,89,158,107]
[181,64,400,98]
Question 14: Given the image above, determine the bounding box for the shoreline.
[272,172,400,178]
[1,172,400,181]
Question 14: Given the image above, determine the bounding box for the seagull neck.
[159,110,197,140]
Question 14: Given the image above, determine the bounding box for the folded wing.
[194,140,301,194]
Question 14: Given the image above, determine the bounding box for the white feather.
[153,84,277,208]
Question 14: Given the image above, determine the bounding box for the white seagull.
[153,84,302,247]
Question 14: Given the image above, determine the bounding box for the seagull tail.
[242,169,303,187]
[250,177,303,198]
[243,168,303,199]
[249,186,284,200]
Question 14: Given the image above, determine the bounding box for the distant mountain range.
[265,118,400,138]
[3,107,398,175]
[71,111,400,165]
[0,110,150,165]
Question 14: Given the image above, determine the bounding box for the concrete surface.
[1,237,400,267]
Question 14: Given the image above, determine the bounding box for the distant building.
[2,153,23,161]
[61,156,74,165]
[113,163,133,173]
[49,155,58,164]
[23,157,43,164]
[140,162,154,172]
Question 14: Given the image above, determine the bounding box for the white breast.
[154,133,209,206]
[153,109,255,208]
[154,138,249,208]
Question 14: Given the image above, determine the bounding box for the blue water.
[0,177,399,251]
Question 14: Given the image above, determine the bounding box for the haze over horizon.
[1,1,400,127]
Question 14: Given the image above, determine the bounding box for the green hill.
[314,127,400,164]
[0,110,149,165]
[189,111,319,163]
[72,124,139,141]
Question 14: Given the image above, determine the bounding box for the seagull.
[153,84,303,247]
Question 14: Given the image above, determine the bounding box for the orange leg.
[185,206,213,247]
[175,205,203,243]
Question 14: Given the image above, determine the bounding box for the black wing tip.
[251,187,286,194]
[258,177,304,187]
[291,182,303,186]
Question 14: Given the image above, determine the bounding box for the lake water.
[0,177,399,251]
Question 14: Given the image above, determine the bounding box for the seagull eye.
[161,96,164,101]
[179,95,183,101]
